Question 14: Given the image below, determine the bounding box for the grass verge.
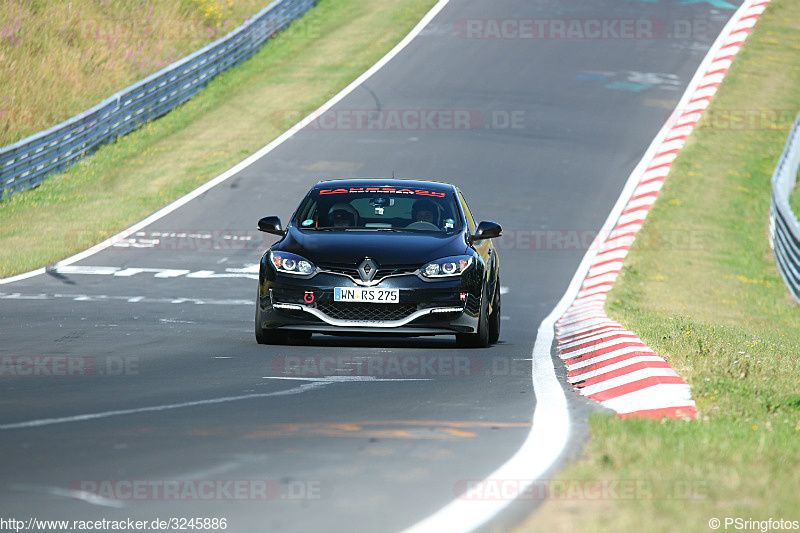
[0,0,437,278]
[0,0,273,146]
[518,1,800,531]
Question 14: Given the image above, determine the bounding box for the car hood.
[275,226,470,266]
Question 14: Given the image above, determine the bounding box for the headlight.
[420,256,473,278]
[269,251,315,276]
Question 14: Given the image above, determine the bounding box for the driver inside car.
[328,203,358,228]
[330,210,355,227]
[410,199,439,227]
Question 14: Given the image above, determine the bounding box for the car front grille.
[317,264,418,284]
[316,302,419,323]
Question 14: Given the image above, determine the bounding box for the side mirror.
[258,216,285,236]
[469,221,502,244]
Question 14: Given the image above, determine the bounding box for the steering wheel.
[405,221,440,231]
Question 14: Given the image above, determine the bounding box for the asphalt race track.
[0,1,742,531]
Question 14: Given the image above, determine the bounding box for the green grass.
[0,0,273,146]
[0,0,438,278]
[518,1,800,531]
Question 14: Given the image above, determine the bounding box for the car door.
[457,189,497,286]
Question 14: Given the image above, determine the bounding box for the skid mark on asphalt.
[180,421,531,440]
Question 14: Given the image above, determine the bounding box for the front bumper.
[257,270,482,335]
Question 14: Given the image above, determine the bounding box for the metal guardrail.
[0,0,316,198]
[769,113,800,303]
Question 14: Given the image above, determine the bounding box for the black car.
[255,179,502,347]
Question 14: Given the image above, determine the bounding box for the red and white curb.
[555,0,771,420]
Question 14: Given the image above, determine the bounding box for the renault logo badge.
[358,258,378,283]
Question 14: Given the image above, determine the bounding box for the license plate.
[334,287,399,304]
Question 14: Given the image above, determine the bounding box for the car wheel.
[488,278,500,344]
[255,298,287,345]
[456,283,489,348]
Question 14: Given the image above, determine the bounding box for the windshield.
[292,186,463,234]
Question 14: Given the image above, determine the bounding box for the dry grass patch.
[0,0,274,146]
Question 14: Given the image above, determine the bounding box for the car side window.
[458,192,477,234]
[297,199,317,226]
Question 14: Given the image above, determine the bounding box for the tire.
[488,278,501,344]
[255,299,287,345]
[456,284,490,348]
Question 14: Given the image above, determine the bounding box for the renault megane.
[255,179,502,347]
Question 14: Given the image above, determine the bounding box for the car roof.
[312,178,457,193]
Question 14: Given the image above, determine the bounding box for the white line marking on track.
[48,265,258,280]
[0,377,433,432]
[0,382,330,431]
[0,292,250,306]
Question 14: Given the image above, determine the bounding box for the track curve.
[0,1,742,531]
